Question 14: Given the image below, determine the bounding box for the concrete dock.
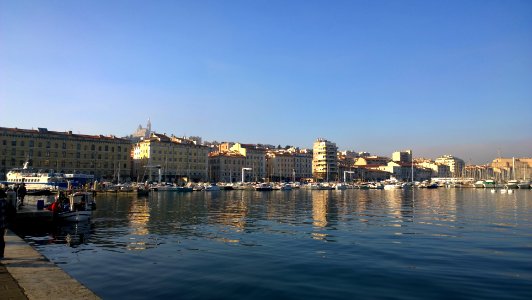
[1,230,100,299]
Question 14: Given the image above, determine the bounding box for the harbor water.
[18,189,532,299]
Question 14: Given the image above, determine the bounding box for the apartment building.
[132,133,210,183]
[312,138,338,181]
[392,150,412,163]
[227,143,267,182]
[265,149,312,182]
[208,151,246,182]
[0,126,132,180]
[435,155,465,177]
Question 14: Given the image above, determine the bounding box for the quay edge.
[2,230,101,300]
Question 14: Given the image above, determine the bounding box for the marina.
[10,188,532,300]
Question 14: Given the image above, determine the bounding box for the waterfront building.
[312,138,338,181]
[378,161,431,181]
[227,143,267,182]
[132,133,209,183]
[392,150,412,163]
[435,155,465,177]
[414,159,451,177]
[208,151,246,183]
[490,157,532,181]
[350,166,390,182]
[0,126,132,181]
[354,156,390,167]
[266,149,312,182]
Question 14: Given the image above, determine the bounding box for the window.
[11,140,16,146]
[29,140,34,147]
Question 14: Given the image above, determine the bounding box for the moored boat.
[505,180,519,189]
[52,192,95,222]
[255,183,273,191]
[517,180,530,189]
[204,183,221,191]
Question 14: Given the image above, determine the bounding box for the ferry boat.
[5,162,68,192]
[4,162,95,194]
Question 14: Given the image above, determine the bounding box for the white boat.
[517,180,530,189]
[474,180,485,188]
[55,192,95,222]
[5,162,68,191]
[155,183,181,191]
[483,180,496,188]
[204,183,221,191]
[505,180,519,189]
[255,183,273,191]
[5,162,94,193]
[383,183,402,190]
[280,183,292,190]
[335,183,348,190]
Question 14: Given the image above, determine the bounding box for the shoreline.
[1,230,100,299]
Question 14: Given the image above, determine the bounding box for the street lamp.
[343,171,354,183]
[242,168,252,183]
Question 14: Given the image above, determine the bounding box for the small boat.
[204,183,221,191]
[54,192,95,222]
[517,180,530,189]
[137,187,150,196]
[255,183,273,191]
[384,184,402,190]
[483,180,496,188]
[280,183,292,190]
[335,183,348,190]
[474,180,485,188]
[505,180,519,189]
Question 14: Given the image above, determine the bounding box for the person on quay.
[0,185,17,259]
[17,182,27,207]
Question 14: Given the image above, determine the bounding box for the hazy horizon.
[2,1,531,164]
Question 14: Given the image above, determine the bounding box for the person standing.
[0,185,14,259]
[17,183,27,207]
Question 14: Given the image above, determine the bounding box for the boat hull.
[57,211,91,222]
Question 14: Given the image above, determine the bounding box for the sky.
[1,0,531,164]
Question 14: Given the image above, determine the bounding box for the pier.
[0,230,100,299]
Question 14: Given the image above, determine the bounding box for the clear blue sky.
[1,0,531,163]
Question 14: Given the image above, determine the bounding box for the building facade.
[435,155,465,177]
[265,149,312,182]
[208,151,246,183]
[312,138,338,181]
[132,133,210,183]
[0,127,132,181]
[392,150,412,163]
[228,143,267,182]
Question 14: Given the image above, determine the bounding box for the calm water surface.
[20,189,532,299]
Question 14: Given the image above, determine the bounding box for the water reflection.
[20,189,532,300]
